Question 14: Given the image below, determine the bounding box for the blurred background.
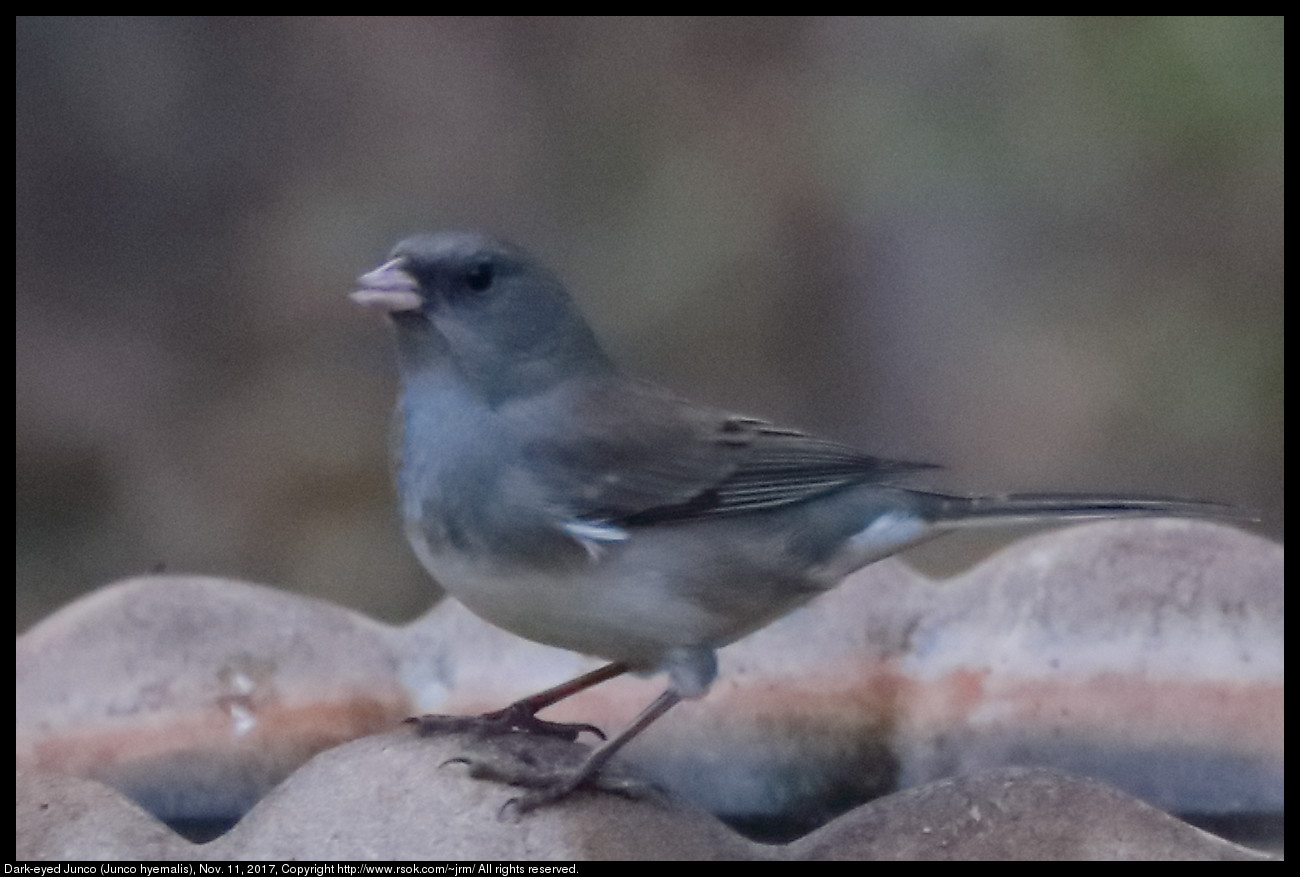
[16,17,1283,633]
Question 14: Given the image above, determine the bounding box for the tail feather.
[921,491,1255,528]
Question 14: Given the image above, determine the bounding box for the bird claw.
[435,736,655,817]
[483,701,607,741]
[406,704,606,743]
[499,786,575,821]
[494,776,583,821]
[472,760,650,819]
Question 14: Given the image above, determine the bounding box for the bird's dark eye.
[464,262,494,292]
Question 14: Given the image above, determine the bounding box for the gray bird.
[352,230,1243,811]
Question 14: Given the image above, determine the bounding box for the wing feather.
[510,377,936,527]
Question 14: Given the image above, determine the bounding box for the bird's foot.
[406,701,606,743]
[442,735,655,816]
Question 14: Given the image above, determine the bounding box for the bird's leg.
[407,661,629,742]
[485,688,684,814]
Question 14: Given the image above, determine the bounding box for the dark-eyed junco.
[352,230,1244,811]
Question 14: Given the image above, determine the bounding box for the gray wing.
[512,377,937,528]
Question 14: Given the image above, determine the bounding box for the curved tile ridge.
[16,519,1281,855]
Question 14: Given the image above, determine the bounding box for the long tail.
[918,491,1254,528]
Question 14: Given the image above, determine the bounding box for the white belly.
[404,517,822,670]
